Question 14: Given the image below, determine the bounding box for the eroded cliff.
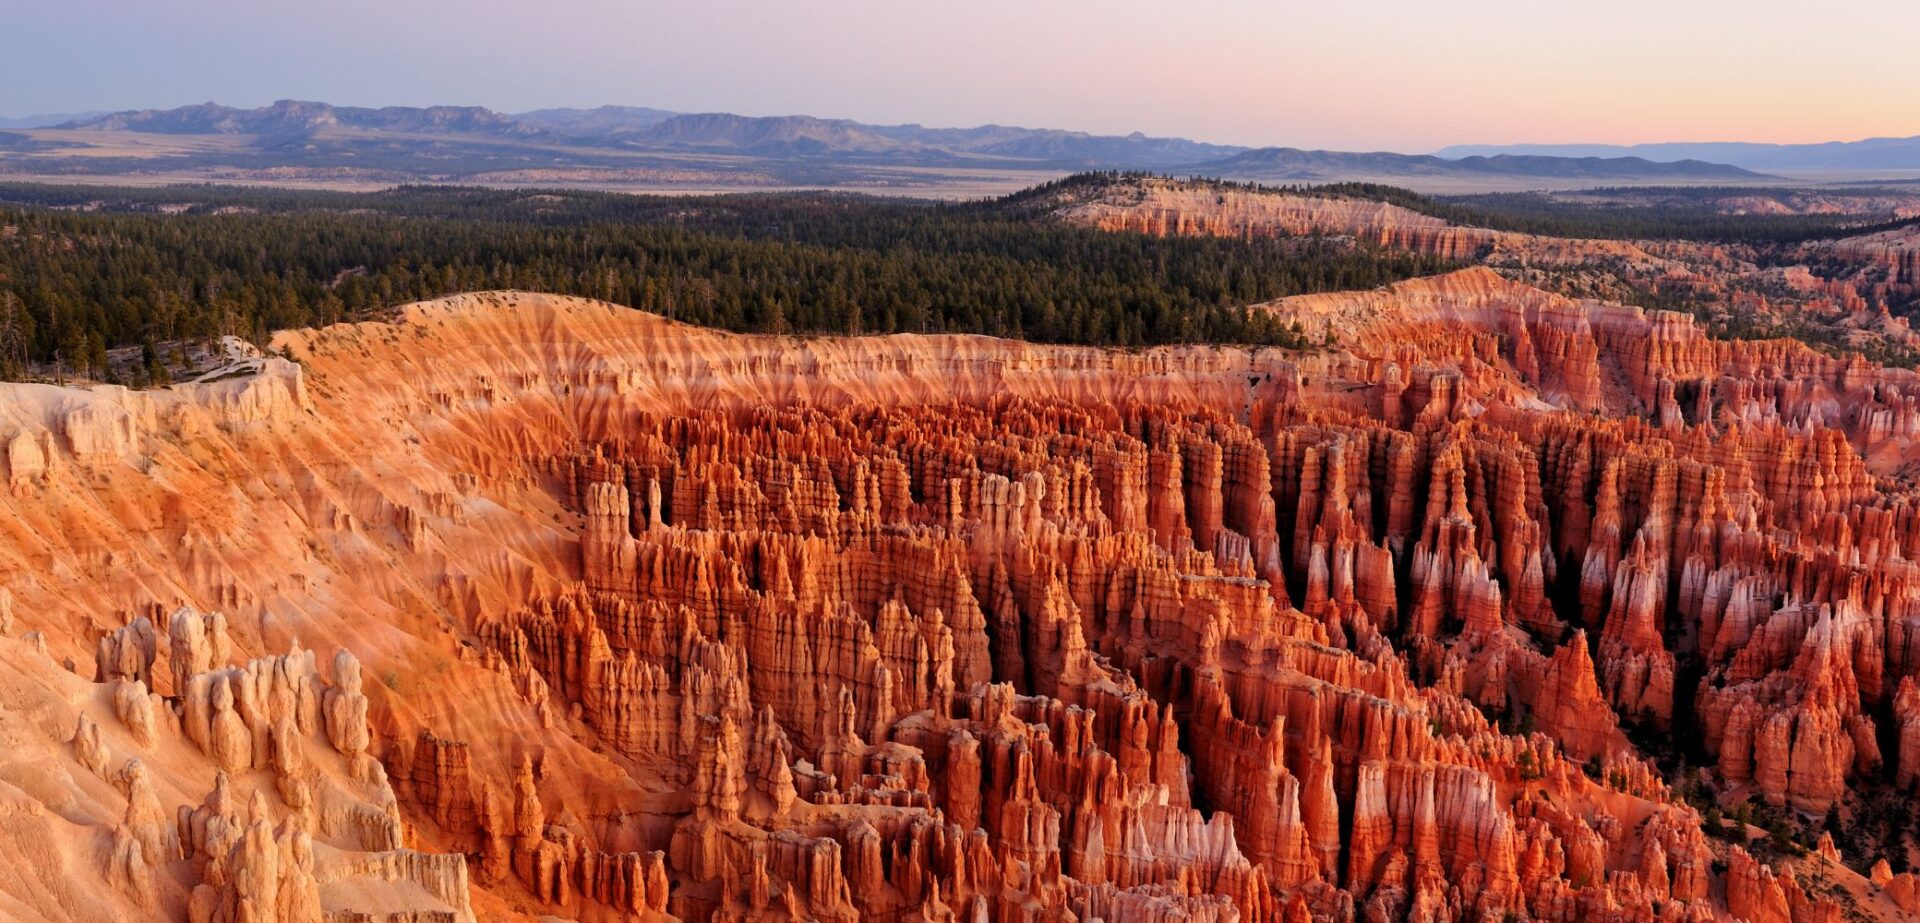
[1,289,1918,921]
[1052,176,1920,368]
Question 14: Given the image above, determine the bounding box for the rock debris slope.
[1,289,1919,920]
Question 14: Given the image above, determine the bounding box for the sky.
[3,0,1918,153]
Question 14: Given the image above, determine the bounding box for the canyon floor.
[5,255,1920,923]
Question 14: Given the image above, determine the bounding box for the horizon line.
[13,97,1920,155]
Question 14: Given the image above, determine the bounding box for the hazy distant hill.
[624,113,918,156]
[0,111,105,129]
[602,112,1248,165]
[1190,147,1766,182]
[0,99,1791,192]
[63,100,539,138]
[510,105,682,137]
[1435,136,1920,173]
[52,100,1243,166]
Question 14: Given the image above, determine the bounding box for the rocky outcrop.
[1067,183,1503,262]
[1056,175,1920,367]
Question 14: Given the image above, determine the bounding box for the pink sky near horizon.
[3,0,1917,152]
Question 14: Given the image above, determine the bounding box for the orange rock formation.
[0,285,1916,920]
[1057,176,1920,368]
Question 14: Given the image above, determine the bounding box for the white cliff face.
[0,353,308,480]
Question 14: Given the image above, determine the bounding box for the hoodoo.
[0,284,1910,919]
[7,0,1920,910]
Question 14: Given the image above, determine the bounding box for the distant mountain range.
[1435,137,1920,173]
[45,100,1246,168]
[0,111,105,130]
[510,105,681,136]
[1196,148,1761,182]
[0,99,1879,193]
[64,100,536,137]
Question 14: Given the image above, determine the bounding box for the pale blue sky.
[3,0,1916,152]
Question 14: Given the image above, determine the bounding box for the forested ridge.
[1319,182,1920,243]
[0,182,1454,381]
[1020,171,1920,243]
